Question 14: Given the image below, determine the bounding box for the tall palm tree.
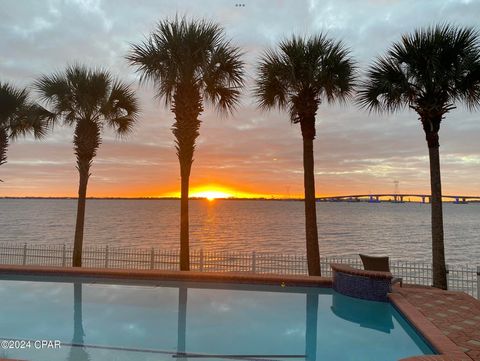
[357,25,480,289]
[254,35,356,276]
[35,65,139,267]
[0,82,50,176]
[127,17,245,271]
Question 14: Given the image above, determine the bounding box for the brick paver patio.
[394,286,480,361]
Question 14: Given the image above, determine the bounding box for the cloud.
[1,0,479,197]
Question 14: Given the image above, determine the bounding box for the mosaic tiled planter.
[331,263,393,302]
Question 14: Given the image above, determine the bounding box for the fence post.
[150,247,155,270]
[62,244,66,267]
[22,243,27,265]
[252,251,256,273]
[104,245,109,268]
[477,266,480,300]
[199,249,204,272]
[446,264,450,290]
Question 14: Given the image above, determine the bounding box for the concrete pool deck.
[0,265,479,361]
[392,285,480,361]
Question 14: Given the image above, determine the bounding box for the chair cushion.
[360,254,390,272]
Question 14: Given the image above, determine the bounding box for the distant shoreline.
[0,196,304,201]
[1,197,478,203]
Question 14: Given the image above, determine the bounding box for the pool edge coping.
[0,264,331,287]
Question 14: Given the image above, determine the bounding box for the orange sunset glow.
[188,187,233,200]
[1,1,479,199]
[164,185,288,200]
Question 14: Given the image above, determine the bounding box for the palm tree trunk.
[426,131,447,289]
[172,84,202,272]
[180,167,190,271]
[72,119,99,268]
[73,164,89,267]
[301,121,321,276]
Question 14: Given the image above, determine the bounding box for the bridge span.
[317,194,480,204]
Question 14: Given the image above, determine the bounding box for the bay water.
[0,199,478,265]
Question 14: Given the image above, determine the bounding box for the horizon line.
[0,196,303,201]
[2,195,479,202]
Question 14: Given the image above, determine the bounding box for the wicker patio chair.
[359,254,403,287]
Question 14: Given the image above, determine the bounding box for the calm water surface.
[0,199,478,265]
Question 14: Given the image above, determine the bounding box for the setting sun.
[192,190,232,201]
[161,184,290,199]
[190,190,233,200]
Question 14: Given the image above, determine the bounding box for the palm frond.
[456,59,480,110]
[253,49,290,111]
[34,71,75,124]
[357,57,412,113]
[358,24,480,116]
[127,36,176,105]
[0,82,29,126]
[254,33,356,120]
[320,39,357,104]
[0,126,7,167]
[35,63,140,163]
[103,79,140,136]
[0,81,52,140]
[203,41,245,114]
[8,104,53,140]
[127,16,245,112]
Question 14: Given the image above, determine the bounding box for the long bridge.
[317,194,480,204]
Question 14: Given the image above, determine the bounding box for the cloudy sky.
[1,0,480,198]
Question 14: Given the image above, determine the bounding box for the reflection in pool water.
[331,291,395,333]
[0,277,433,361]
[68,282,90,361]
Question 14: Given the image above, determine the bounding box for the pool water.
[0,277,434,361]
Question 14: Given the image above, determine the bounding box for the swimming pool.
[0,275,434,361]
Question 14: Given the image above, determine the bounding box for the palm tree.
[127,17,245,271]
[35,65,139,267]
[254,35,356,276]
[0,82,50,177]
[357,25,480,289]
